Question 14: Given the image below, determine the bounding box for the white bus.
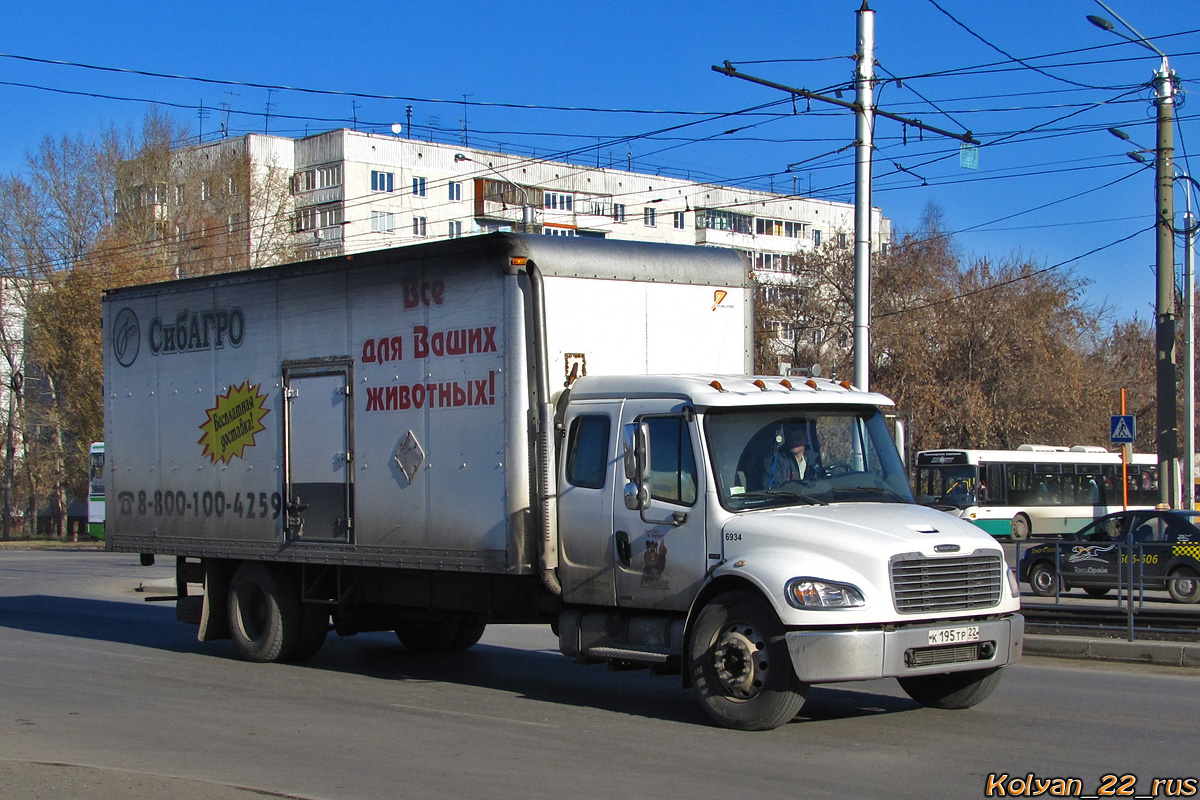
[914,445,1159,539]
[87,442,104,540]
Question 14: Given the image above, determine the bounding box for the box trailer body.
[104,233,1022,730]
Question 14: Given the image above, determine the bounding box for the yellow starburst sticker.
[198,381,270,464]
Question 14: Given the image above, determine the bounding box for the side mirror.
[622,422,652,509]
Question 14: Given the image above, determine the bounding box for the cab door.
[613,401,709,611]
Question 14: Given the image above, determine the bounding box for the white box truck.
[104,233,1022,730]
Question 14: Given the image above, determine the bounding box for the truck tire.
[288,605,330,662]
[688,591,806,731]
[395,614,485,652]
[228,563,299,663]
[898,666,1003,709]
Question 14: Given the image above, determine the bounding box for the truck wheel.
[688,591,806,731]
[898,666,1003,709]
[395,614,483,652]
[1027,561,1059,597]
[288,605,330,662]
[1010,514,1031,540]
[448,619,487,650]
[228,563,299,663]
[1167,566,1200,604]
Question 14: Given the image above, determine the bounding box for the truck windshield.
[704,406,914,511]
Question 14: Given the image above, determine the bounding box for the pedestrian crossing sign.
[1110,415,1135,444]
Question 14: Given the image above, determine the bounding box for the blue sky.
[2,0,1197,323]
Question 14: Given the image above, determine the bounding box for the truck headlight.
[784,578,865,609]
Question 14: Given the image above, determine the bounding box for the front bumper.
[785,613,1024,684]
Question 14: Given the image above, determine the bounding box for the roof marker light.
[510,257,528,266]
[839,380,853,390]
[709,380,725,392]
[753,379,767,391]
[780,379,793,390]
[806,379,818,389]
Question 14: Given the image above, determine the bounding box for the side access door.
[282,359,354,542]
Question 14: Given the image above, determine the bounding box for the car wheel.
[1010,513,1031,540]
[1082,587,1110,598]
[1028,561,1059,597]
[1167,566,1200,604]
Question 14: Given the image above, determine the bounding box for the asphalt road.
[2,550,1198,800]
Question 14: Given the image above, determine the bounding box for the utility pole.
[854,2,875,390]
[1154,63,1179,507]
[713,0,976,390]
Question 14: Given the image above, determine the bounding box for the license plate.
[927,625,980,646]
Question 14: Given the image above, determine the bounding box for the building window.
[200,179,212,201]
[673,211,686,229]
[644,207,656,227]
[295,203,343,232]
[412,216,427,236]
[838,232,849,249]
[812,229,822,247]
[449,181,462,201]
[784,221,803,238]
[544,191,574,211]
[612,204,626,222]
[448,220,462,238]
[318,165,341,188]
[755,253,786,272]
[371,211,395,233]
[699,209,752,234]
[371,171,394,193]
[543,226,576,237]
[412,176,426,197]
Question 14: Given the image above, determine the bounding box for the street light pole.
[1090,3,1179,507]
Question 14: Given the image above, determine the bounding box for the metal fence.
[1012,540,1200,642]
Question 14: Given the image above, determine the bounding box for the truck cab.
[555,374,1023,730]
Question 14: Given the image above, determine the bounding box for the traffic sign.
[1111,415,1135,444]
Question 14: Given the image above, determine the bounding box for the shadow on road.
[0,593,923,727]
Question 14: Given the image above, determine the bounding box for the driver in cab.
[764,424,817,488]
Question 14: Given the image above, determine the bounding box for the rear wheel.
[1082,587,1111,599]
[289,605,330,662]
[899,667,1003,709]
[1010,513,1031,541]
[1027,561,1059,597]
[1167,566,1200,604]
[396,613,486,652]
[689,591,806,731]
[228,563,299,663]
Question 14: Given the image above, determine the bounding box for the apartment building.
[125,129,890,372]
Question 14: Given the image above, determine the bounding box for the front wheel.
[1167,566,1200,604]
[689,591,806,731]
[396,613,486,652]
[1027,561,1059,597]
[898,666,1003,709]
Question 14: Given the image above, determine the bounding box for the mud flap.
[197,559,235,641]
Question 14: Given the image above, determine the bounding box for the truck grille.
[891,554,1003,613]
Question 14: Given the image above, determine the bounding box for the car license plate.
[927,625,980,646]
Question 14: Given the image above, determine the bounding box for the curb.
[1024,634,1200,669]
